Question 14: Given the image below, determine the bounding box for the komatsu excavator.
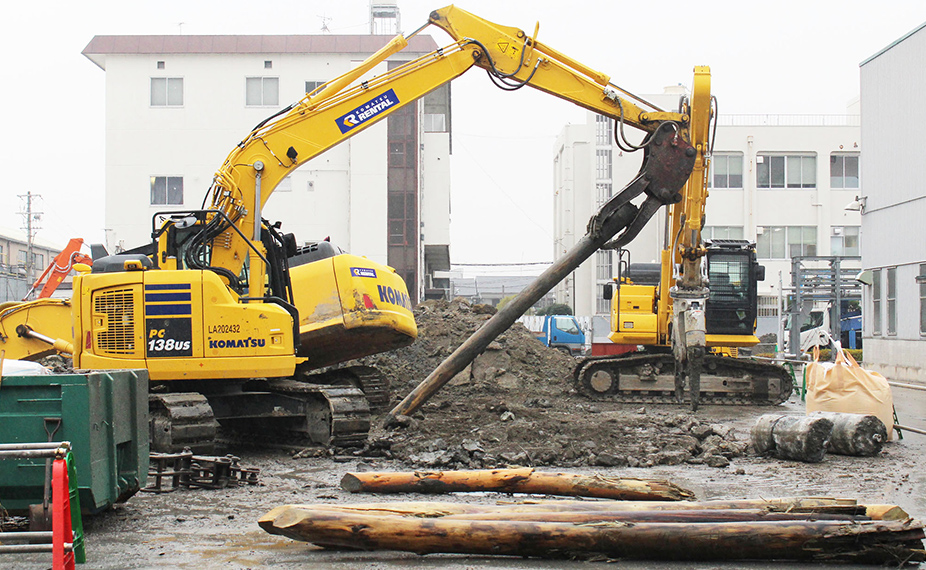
[1,6,784,450]
[573,240,793,410]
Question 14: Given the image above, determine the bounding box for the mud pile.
[356,298,748,469]
[359,297,576,400]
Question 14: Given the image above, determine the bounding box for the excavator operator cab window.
[708,255,749,302]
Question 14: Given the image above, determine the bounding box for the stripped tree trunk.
[810,412,888,456]
[751,414,834,462]
[258,506,925,564]
[340,468,694,501]
[438,508,864,523]
[280,497,870,518]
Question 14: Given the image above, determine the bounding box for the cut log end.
[340,473,363,493]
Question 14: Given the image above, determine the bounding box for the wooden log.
[866,504,910,521]
[438,508,866,523]
[261,505,862,525]
[340,468,695,501]
[809,412,888,456]
[258,506,925,564]
[281,497,865,518]
[751,414,834,462]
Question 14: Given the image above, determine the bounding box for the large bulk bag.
[805,348,894,440]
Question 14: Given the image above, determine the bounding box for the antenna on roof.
[318,14,332,34]
[177,22,185,35]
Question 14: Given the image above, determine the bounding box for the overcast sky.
[3,1,924,270]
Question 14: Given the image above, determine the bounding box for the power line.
[452,261,552,267]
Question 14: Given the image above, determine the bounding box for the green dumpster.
[0,369,149,514]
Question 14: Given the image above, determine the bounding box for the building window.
[595,115,613,146]
[708,153,744,188]
[872,269,882,335]
[830,153,859,189]
[423,114,447,132]
[703,226,744,241]
[156,61,165,69]
[264,60,273,69]
[246,77,279,106]
[920,263,926,335]
[596,250,612,281]
[756,154,816,189]
[830,226,860,256]
[756,226,816,259]
[151,77,183,106]
[150,176,183,205]
[305,80,323,94]
[887,267,897,335]
[595,251,613,315]
[596,149,612,180]
[758,295,778,318]
[595,182,612,208]
[17,251,43,267]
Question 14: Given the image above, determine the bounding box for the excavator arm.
[193,5,704,300]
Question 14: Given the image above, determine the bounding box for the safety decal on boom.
[336,89,400,134]
[145,283,194,357]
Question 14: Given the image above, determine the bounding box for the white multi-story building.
[859,22,926,382]
[554,89,862,338]
[81,32,451,303]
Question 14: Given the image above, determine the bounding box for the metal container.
[0,369,149,513]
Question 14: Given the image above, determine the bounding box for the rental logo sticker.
[351,267,377,278]
[336,89,400,134]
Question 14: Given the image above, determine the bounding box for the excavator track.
[149,393,219,454]
[574,353,793,406]
[149,381,372,452]
[297,364,392,412]
[265,379,371,448]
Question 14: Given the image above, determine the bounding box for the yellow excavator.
[574,242,792,409]
[0,6,786,450]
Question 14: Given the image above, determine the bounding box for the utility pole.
[18,191,42,284]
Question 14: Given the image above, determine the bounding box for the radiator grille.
[94,288,136,355]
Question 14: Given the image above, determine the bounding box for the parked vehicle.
[521,315,587,356]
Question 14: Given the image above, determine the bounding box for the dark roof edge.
[861,21,926,67]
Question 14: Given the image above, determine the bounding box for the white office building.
[81,32,452,303]
[859,22,926,382]
[554,89,862,339]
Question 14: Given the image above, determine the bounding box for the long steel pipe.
[387,203,638,421]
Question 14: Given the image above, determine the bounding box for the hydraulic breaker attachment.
[670,287,709,411]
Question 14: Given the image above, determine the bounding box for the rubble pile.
[359,297,576,399]
[356,298,749,469]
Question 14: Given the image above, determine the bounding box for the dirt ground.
[5,298,926,568]
[6,396,920,570]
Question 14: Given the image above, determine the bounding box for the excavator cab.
[704,240,764,344]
